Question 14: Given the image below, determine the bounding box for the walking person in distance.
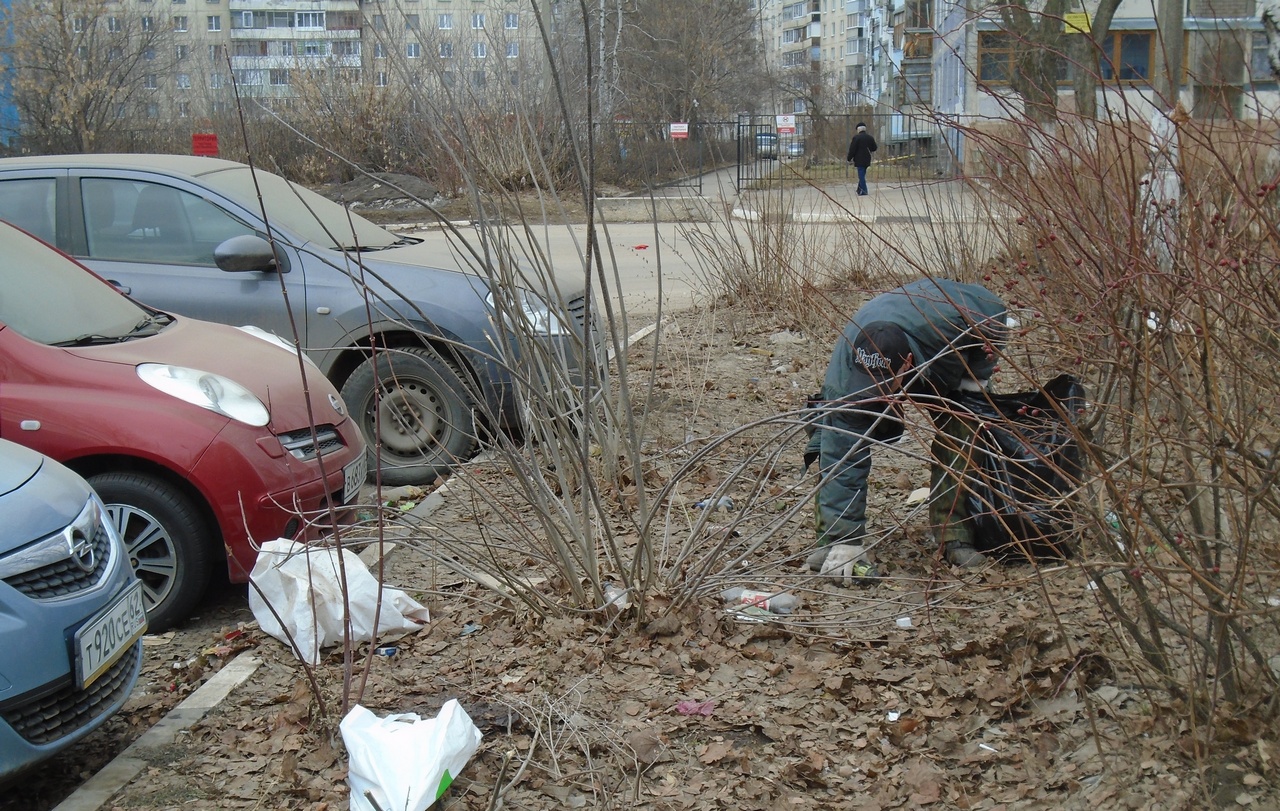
[847,122,878,196]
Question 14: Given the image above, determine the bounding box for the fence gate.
[735,112,950,191]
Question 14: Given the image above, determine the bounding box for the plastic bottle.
[720,587,798,615]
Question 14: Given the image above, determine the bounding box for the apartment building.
[35,0,545,124]
[754,0,1278,159]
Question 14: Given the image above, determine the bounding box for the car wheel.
[341,348,479,486]
[89,472,215,633]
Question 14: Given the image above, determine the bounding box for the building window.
[177,101,190,117]
[108,46,123,62]
[279,41,294,56]
[438,13,453,29]
[76,45,88,60]
[440,41,453,58]
[471,12,484,29]
[1252,32,1276,83]
[506,42,518,58]
[442,70,454,87]
[303,41,323,56]
[473,41,486,58]
[504,12,518,29]
[210,72,223,88]
[144,74,158,89]
[372,14,385,30]
[107,16,121,32]
[115,103,126,119]
[143,47,155,60]
[239,10,252,27]
[296,11,324,29]
[176,44,189,60]
[1098,32,1153,82]
[374,42,386,59]
[177,72,191,88]
[471,70,485,88]
[334,41,360,57]
[210,44,225,62]
[977,31,1015,83]
[145,103,159,119]
[270,69,290,86]
[72,16,86,32]
[405,13,419,29]
[406,42,421,58]
[141,15,153,31]
[207,15,221,32]
[375,71,388,87]
[173,15,188,31]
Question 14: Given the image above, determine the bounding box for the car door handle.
[107,280,131,295]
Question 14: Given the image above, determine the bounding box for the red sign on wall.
[192,133,219,157]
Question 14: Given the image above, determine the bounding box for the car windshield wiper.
[54,313,173,347]
[127,312,172,337]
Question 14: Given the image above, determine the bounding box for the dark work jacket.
[846,131,878,167]
[807,278,1007,544]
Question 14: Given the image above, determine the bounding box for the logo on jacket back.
[855,347,892,372]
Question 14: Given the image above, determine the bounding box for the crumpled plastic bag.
[248,539,430,665]
[340,700,483,811]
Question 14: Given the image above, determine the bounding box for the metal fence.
[594,112,951,194]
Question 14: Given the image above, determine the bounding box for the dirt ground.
[6,293,1279,811]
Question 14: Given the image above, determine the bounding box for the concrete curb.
[51,654,263,811]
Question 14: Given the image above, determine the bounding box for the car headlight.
[486,290,572,337]
[137,363,270,426]
[236,325,318,367]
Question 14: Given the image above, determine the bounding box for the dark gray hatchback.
[0,154,598,485]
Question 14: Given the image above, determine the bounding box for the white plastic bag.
[249,539,430,665]
[341,700,483,811]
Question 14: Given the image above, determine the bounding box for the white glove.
[819,544,877,587]
[958,377,989,393]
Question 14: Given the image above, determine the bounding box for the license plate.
[343,455,367,504]
[75,579,147,689]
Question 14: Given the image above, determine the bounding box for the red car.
[0,220,366,631]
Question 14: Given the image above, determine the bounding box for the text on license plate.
[343,455,367,504]
[76,578,147,688]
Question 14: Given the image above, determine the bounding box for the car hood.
[65,317,350,429]
[349,237,589,304]
[0,441,42,498]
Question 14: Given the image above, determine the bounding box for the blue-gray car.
[0,439,146,780]
[0,154,599,486]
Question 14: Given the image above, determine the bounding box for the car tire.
[89,472,215,633]
[341,348,479,486]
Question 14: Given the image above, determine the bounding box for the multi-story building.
[754,0,1279,155]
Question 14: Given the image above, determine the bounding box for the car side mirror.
[214,235,283,273]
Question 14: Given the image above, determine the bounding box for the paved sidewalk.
[609,165,999,225]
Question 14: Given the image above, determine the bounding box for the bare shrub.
[959,109,1280,733]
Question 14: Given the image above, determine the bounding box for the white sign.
[670,122,689,139]
[776,114,796,134]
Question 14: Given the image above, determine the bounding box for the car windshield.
[0,221,156,346]
[197,166,399,251]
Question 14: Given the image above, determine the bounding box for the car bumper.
[193,420,367,582]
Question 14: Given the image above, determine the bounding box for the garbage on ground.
[341,700,483,811]
[248,539,430,665]
[694,497,735,511]
[721,587,799,615]
[895,616,914,629]
[905,487,931,506]
[675,698,716,716]
[603,582,631,610]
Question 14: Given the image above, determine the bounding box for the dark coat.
[808,278,1008,545]
[846,131,878,167]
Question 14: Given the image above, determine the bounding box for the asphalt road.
[403,220,712,321]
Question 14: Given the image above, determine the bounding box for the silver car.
[0,439,145,780]
[0,154,596,485]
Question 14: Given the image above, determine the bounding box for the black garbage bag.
[951,374,1086,559]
